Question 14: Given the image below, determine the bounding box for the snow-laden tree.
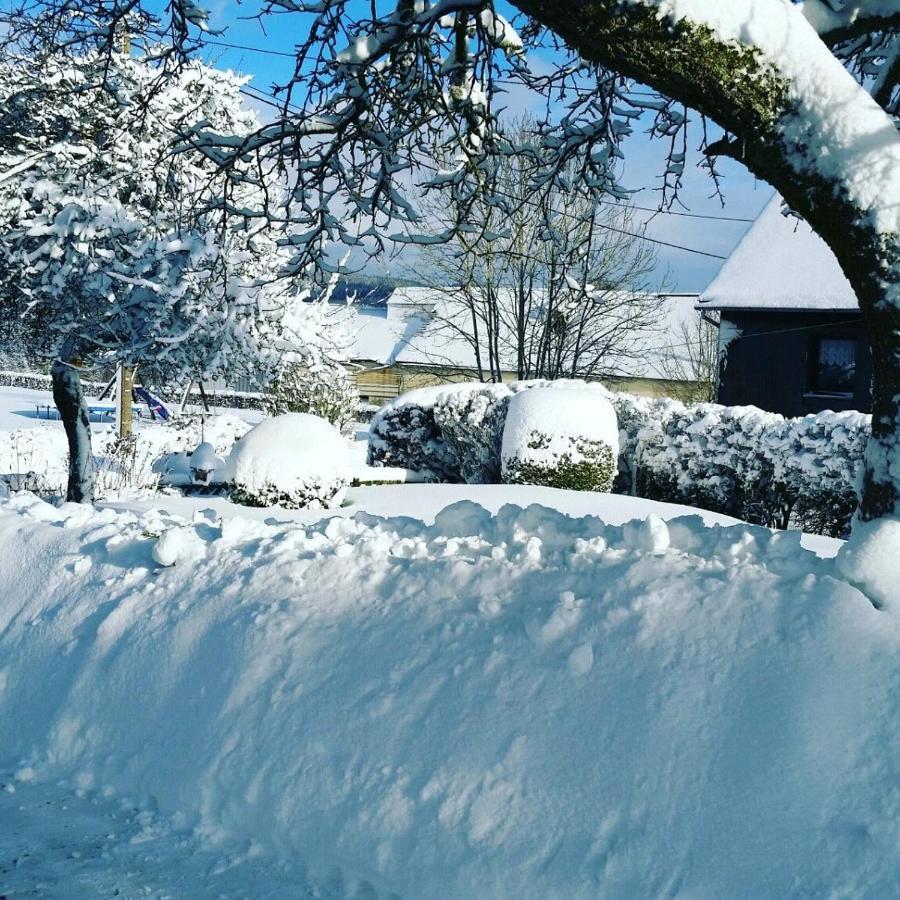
[0,50,329,502]
[4,1,898,524]
[265,359,359,433]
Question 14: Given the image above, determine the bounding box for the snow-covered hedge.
[367,382,869,537]
[635,404,783,522]
[367,380,596,485]
[608,393,683,495]
[367,386,461,481]
[630,404,866,536]
[0,368,269,412]
[222,413,350,510]
[0,369,106,393]
[768,410,867,535]
[501,386,618,492]
[432,384,512,484]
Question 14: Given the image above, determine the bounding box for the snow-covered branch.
[801,0,900,41]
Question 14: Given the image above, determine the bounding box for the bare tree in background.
[412,125,664,382]
[657,311,719,403]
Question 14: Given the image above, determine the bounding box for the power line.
[619,205,752,224]
[718,316,861,342]
[205,38,297,59]
[405,153,731,259]
[635,314,862,358]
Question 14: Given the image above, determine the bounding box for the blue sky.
[185,1,773,292]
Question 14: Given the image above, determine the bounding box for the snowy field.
[0,384,263,433]
[0,385,897,898]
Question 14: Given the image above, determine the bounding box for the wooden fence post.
[116,365,134,438]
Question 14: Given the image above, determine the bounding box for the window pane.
[815,338,856,393]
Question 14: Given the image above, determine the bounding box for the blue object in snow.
[134,386,170,421]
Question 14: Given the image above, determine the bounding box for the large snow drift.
[0,493,897,897]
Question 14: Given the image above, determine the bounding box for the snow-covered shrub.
[0,428,70,495]
[432,384,512,483]
[0,369,105,394]
[635,404,787,524]
[366,378,867,537]
[630,403,867,536]
[367,386,462,481]
[163,413,252,453]
[367,380,607,483]
[265,360,359,433]
[501,385,619,491]
[771,410,867,536]
[222,413,350,509]
[95,432,163,496]
[609,393,684,495]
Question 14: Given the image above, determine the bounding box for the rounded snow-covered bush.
[501,385,619,492]
[222,413,350,509]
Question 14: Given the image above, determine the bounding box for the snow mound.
[835,516,900,609]
[221,413,350,509]
[189,440,219,471]
[152,524,209,567]
[0,494,895,897]
[502,385,618,491]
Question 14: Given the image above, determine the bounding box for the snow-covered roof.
[699,194,859,312]
[347,289,701,381]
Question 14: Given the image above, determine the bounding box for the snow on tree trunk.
[513,0,900,520]
[51,349,94,504]
[860,291,900,520]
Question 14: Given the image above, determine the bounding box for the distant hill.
[323,275,421,307]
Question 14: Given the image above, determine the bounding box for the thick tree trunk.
[858,297,900,520]
[51,343,94,504]
[512,0,900,520]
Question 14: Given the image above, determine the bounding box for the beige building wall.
[349,361,698,404]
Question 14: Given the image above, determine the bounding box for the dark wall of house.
[717,311,871,416]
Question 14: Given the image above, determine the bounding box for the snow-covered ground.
[0,385,263,496]
[0,384,263,433]
[0,385,114,433]
[2,383,895,897]
[0,774,314,898]
[0,485,896,897]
